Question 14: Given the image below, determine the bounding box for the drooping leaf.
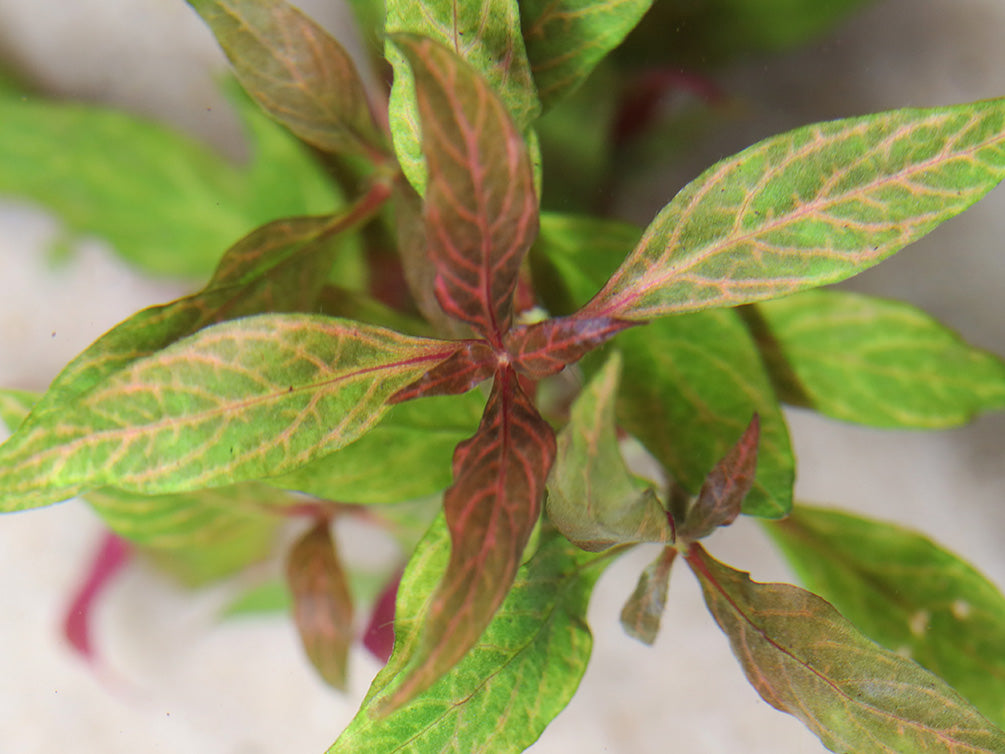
[286,520,355,691]
[506,315,633,379]
[385,0,539,192]
[547,353,671,551]
[520,0,653,109]
[0,81,340,278]
[393,34,540,344]
[682,414,760,540]
[766,504,1005,728]
[686,542,1005,754]
[620,545,675,645]
[529,212,641,316]
[584,99,1005,321]
[268,391,485,504]
[615,309,793,518]
[377,369,556,711]
[331,518,610,752]
[187,0,387,160]
[747,289,1005,427]
[0,315,462,510]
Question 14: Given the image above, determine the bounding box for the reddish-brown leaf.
[682,414,760,541]
[390,340,496,403]
[620,546,676,645]
[393,34,539,346]
[286,520,354,691]
[506,315,635,379]
[378,368,556,711]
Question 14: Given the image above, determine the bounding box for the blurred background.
[0,1,1004,752]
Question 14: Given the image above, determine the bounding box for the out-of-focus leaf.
[748,290,1005,427]
[385,0,539,192]
[530,212,640,316]
[618,0,873,68]
[682,414,759,540]
[0,315,462,510]
[0,389,38,432]
[620,546,675,645]
[268,391,485,504]
[287,520,355,690]
[0,81,339,278]
[687,542,1005,753]
[63,532,131,663]
[766,504,1005,728]
[393,34,539,344]
[188,0,387,159]
[377,370,556,711]
[331,518,610,751]
[615,310,793,518]
[547,353,670,551]
[520,0,652,109]
[222,581,291,617]
[584,99,1005,321]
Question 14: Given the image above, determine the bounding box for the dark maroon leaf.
[286,520,354,691]
[393,34,539,346]
[63,531,131,663]
[378,368,556,711]
[506,315,635,379]
[363,569,401,665]
[390,340,496,403]
[682,414,760,541]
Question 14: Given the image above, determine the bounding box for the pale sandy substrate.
[0,2,1003,752]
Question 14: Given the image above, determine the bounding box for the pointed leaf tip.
[683,413,760,540]
[620,546,676,645]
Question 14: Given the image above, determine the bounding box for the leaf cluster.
[2,1,1005,752]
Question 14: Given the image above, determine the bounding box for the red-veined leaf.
[521,0,654,109]
[686,542,1005,753]
[620,545,676,645]
[547,353,671,551]
[376,368,556,712]
[506,314,634,379]
[584,99,1005,320]
[393,34,540,345]
[187,0,387,160]
[390,340,496,402]
[682,414,759,540]
[384,0,539,192]
[286,519,355,690]
[0,316,461,511]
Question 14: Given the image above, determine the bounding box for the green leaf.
[748,290,1005,427]
[287,520,355,691]
[686,542,1005,754]
[222,580,292,617]
[520,0,652,109]
[188,0,387,160]
[584,99,1005,320]
[331,517,610,752]
[0,315,461,510]
[620,546,675,645]
[615,309,793,518]
[83,482,292,549]
[267,391,484,504]
[766,504,1005,728]
[530,212,641,316]
[392,34,540,343]
[547,352,671,551]
[618,0,872,68]
[385,0,539,193]
[0,83,340,278]
[0,389,38,432]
